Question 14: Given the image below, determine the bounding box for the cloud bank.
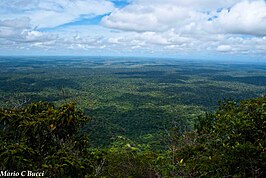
[0,0,265,59]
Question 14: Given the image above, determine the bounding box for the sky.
[0,0,266,60]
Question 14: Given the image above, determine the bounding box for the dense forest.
[1,57,266,146]
[0,96,265,177]
[0,57,266,177]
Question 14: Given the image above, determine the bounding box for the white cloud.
[133,0,247,10]
[99,0,266,57]
[102,0,266,37]
[0,17,30,39]
[0,0,266,58]
[217,45,232,52]
[101,2,206,32]
[101,0,248,32]
[0,17,57,47]
[215,0,266,36]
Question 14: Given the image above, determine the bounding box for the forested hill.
[0,96,265,177]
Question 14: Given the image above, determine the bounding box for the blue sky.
[0,0,266,60]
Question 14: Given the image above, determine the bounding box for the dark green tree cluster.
[172,96,266,177]
[0,102,99,178]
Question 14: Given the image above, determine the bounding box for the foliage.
[0,102,96,178]
[98,136,160,178]
[172,96,266,177]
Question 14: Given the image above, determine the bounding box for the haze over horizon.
[0,0,266,60]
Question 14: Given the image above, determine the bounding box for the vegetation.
[1,57,266,146]
[1,96,265,177]
[169,96,266,177]
[0,57,266,177]
[0,102,95,177]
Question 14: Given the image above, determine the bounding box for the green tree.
[171,96,266,177]
[0,102,97,178]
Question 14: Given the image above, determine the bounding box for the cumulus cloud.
[101,2,207,32]
[0,0,266,57]
[0,17,30,38]
[102,0,240,32]
[134,0,248,10]
[0,17,55,43]
[102,0,266,36]
[100,0,266,57]
[215,0,266,36]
